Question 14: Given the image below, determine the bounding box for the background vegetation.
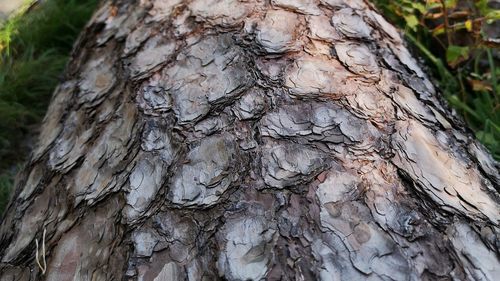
[373,0,499,158]
[0,0,498,213]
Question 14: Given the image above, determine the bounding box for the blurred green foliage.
[0,0,98,214]
[373,0,499,159]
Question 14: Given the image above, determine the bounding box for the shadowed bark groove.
[0,0,499,280]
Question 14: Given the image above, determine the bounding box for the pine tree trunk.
[1,0,499,280]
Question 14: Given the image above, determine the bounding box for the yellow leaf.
[465,20,472,32]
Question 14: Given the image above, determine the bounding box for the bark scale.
[0,0,499,280]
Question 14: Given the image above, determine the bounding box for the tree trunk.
[0,0,499,280]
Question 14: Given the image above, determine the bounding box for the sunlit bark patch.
[284,56,350,96]
[272,0,322,15]
[393,120,499,223]
[256,9,301,53]
[334,42,380,81]
[330,8,372,39]
[189,0,259,27]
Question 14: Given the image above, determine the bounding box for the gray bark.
[0,0,499,280]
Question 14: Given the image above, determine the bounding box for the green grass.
[373,0,499,160]
[0,0,98,214]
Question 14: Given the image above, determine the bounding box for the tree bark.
[0,0,499,280]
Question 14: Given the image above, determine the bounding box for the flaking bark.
[0,0,499,280]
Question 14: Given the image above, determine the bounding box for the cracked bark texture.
[1,0,499,280]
